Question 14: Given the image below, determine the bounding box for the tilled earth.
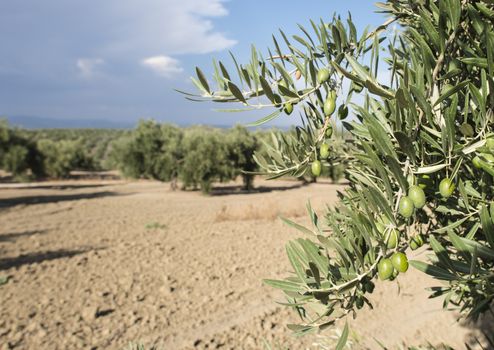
[0,179,492,349]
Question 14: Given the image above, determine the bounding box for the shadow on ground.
[0,191,130,209]
[209,182,309,196]
[464,307,494,349]
[0,183,114,191]
[0,230,48,243]
[0,247,99,270]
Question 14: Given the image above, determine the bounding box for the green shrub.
[178,127,234,193]
[111,122,263,193]
[187,0,494,346]
[25,128,125,171]
[3,145,29,176]
[225,125,258,190]
[37,139,92,178]
[110,120,183,181]
[0,119,43,179]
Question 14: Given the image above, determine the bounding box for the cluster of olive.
[374,216,409,280]
[311,68,337,177]
[378,252,409,280]
[376,172,458,281]
[399,174,455,218]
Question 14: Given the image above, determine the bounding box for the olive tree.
[110,120,184,182]
[179,127,234,193]
[225,125,259,190]
[0,120,43,179]
[37,138,92,178]
[185,0,494,345]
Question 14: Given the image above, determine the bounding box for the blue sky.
[0,1,386,128]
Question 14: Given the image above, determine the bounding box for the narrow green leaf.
[410,260,457,280]
[429,236,456,272]
[386,155,408,191]
[245,110,281,127]
[195,67,210,94]
[263,279,304,292]
[227,82,246,103]
[287,243,308,284]
[259,76,275,101]
[459,237,494,261]
[394,132,416,162]
[415,164,448,174]
[335,322,349,350]
[280,216,315,236]
[433,81,470,107]
[480,205,494,248]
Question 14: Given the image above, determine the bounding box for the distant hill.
[4,115,291,130]
[6,115,136,129]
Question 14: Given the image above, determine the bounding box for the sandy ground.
[0,178,492,350]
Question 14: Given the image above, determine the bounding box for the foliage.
[25,128,125,170]
[225,125,259,189]
[0,119,43,179]
[110,120,183,181]
[178,127,234,193]
[186,0,494,346]
[111,121,268,193]
[36,138,94,178]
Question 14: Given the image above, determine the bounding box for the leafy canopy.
[185,0,494,344]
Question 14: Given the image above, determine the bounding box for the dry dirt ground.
[0,178,492,350]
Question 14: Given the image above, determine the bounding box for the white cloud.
[141,55,183,78]
[76,58,104,79]
[0,0,237,83]
[102,0,237,55]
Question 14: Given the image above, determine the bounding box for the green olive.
[375,221,385,235]
[408,185,426,209]
[410,235,424,250]
[320,143,330,159]
[378,258,394,280]
[386,229,399,249]
[398,196,415,218]
[378,214,391,226]
[439,178,455,198]
[284,102,293,115]
[317,68,330,84]
[323,96,336,117]
[325,124,333,138]
[391,252,409,273]
[311,160,322,177]
[473,156,482,169]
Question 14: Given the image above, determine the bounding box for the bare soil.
[0,178,492,349]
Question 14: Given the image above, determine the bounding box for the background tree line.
[0,119,349,192]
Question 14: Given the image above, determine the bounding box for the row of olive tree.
[109,120,260,193]
[0,118,348,186]
[24,128,126,170]
[0,120,97,179]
